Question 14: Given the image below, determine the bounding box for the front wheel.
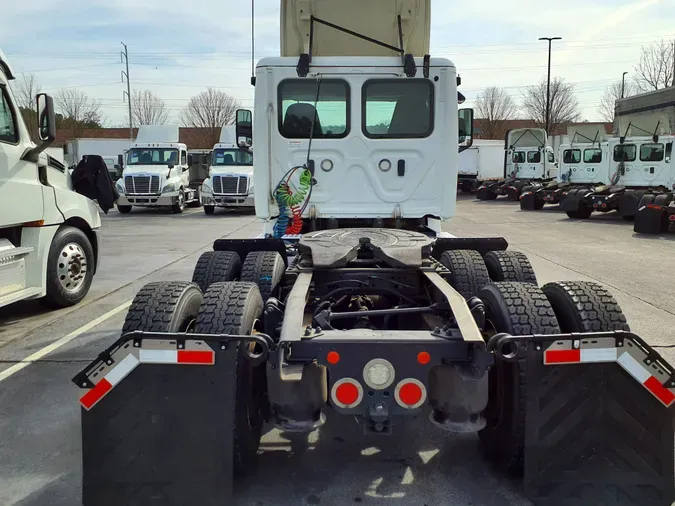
[117,205,132,214]
[172,189,185,214]
[41,226,95,309]
[204,205,215,215]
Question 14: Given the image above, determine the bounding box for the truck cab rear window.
[563,149,581,164]
[278,79,349,139]
[513,151,526,163]
[363,80,434,138]
[527,151,541,163]
[639,143,664,162]
[584,149,602,163]
[613,144,636,162]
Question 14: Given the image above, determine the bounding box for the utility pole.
[121,42,133,140]
[538,36,562,136]
[621,71,628,98]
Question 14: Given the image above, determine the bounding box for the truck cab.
[504,128,556,181]
[200,125,255,214]
[0,49,101,309]
[609,135,674,188]
[115,125,199,214]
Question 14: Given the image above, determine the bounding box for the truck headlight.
[201,180,213,194]
[248,185,254,195]
[161,183,176,193]
[116,180,125,193]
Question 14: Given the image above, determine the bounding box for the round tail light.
[331,379,363,408]
[394,379,426,409]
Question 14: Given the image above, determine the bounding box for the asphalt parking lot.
[1,197,674,506]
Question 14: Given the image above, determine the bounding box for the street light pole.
[621,71,628,98]
[538,36,562,136]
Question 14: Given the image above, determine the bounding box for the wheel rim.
[57,242,88,292]
[178,191,184,209]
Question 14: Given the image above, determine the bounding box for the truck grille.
[125,176,160,195]
[213,176,248,195]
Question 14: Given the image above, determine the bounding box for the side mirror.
[117,154,124,168]
[458,108,474,153]
[236,109,253,148]
[37,93,56,143]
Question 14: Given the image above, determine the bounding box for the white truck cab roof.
[257,55,454,69]
[135,125,181,144]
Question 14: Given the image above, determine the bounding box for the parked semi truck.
[520,125,611,211]
[114,125,200,214]
[0,49,101,309]
[74,3,675,506]
[200,125,255,214]
[561,117,674,221]
[477,127,556,201]
[457,139,504,193]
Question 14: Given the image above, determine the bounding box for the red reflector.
[670,214,675,222]
[335,382,359,406]
[601,203,607,208]
[545,349,581,364]
[644,376,675,407]
[177,350,214,364]
[327,351,340,364]
[417,351,431,365]
[646,204,663,210]
[80,378,112,410]
[398,382,423,406]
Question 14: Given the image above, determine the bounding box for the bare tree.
[180,88,241,147]
[11,73,42,140]
[598,80,636,123]
[521,77,581,135]
[633,39,675,92]
[129,89,169,126]
[475,86,517,139]
[54,88,104,139]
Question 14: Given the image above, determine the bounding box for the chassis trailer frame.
[74,232,675,506]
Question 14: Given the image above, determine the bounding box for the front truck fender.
[20,225,59,299]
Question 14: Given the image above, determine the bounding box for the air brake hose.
[273,166,312,238]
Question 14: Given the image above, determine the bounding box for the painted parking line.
[0,300,132,383]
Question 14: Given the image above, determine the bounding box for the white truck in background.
[0,49,101,309]
[457,139,505,193]
[64,138,132,181]
[115,125,200,214]
[200,125,254,214]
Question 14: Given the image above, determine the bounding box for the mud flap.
[559,189,583,213]
[634,207,668,235]
[520,192,538,210]
[80,347,235,506]
[523,343,675,506]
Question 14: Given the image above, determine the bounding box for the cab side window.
[181,150,187,165]
[0,87,18,144]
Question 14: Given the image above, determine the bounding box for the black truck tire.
[121,281,203,334]
[477,185,498,201]
[240,251,285,301]
[541,281,629,333]
[204,205,215,215]
[484,250,537,284]
[619,189,646,219]
[634,194,669,234]
[191,251,242,293]
[116,205,132,214]
[654,193,673,206]
[194,281,265,476]
[439,250,490,300]
[477,282,560,475]
[41,226,95,309]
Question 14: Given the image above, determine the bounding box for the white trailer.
[114,125,200,214]
[0,49,101,309]
[200,125,255,214]
[64,138,132,180]
[457,139,505,193]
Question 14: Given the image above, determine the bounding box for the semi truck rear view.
[73,3,675,506]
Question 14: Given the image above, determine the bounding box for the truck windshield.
[127,148,179,165]
[213,149,252,166]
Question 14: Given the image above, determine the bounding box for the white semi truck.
[520,125,611,211]
[114,125,200,214]
[0,49,101,309]
[477,127,556,201]
[74,3,675,506]
[457,139,506,193]
[200,125,255,214]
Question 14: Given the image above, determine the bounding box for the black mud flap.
[523,342,675,506]
[80,347,236,506]
[520,192,538,210]
[634,207,668,235]
[559,188,584,213]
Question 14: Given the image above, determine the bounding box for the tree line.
[475,38,674,139]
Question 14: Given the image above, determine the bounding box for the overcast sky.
[2,0,674,127]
